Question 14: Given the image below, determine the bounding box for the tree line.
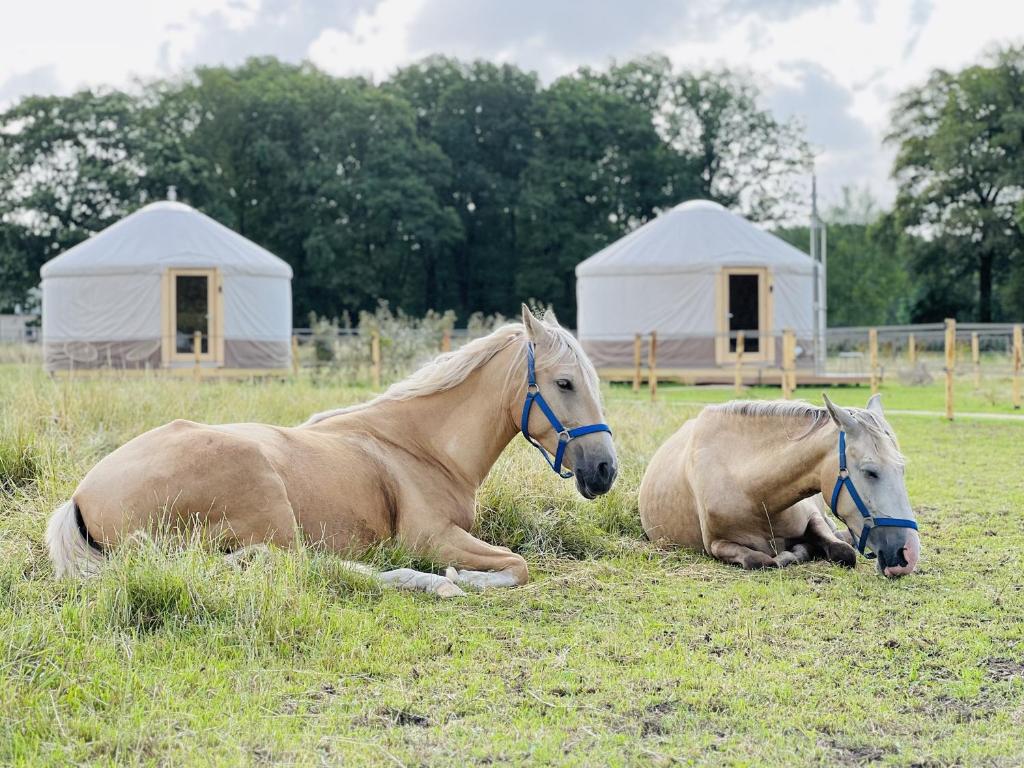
[1,49,1023,327]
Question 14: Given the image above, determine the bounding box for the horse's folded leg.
[407,524,529,587]
[376,567,465,598]
[709,539,778,570]
[835,529,856,548]
[773,543,812,568]
[824,540,857,568]
[444,566,520,590]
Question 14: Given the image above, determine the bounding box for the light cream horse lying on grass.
[639,395,920,578]
[47,306,617,595]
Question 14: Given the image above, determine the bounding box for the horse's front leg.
[773,542,813,567]
[425,525,529,590]
[804,509,857,567]
[708,539,779,570]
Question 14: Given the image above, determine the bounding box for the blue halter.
[830,430,918,559]
[521,342,612,478]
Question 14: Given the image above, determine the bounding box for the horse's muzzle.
[568,438,618,499]
[875,527,920,578]
[576,461,617,499]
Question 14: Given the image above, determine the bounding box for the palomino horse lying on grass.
[639,394,920,578]
[46,306,617,595]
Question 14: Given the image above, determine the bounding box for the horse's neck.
[729,416,837,511]
[338,345,521,490]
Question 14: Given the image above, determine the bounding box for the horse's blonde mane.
[708,399,905,465]
[304,318,597,426]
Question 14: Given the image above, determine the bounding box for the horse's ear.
[543,308,560,327]
[822,392,858,432]
[866,393,884,415]
[521,303,545,341]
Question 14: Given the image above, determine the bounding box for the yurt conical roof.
[575,200,814,277]
[40,201,293,279]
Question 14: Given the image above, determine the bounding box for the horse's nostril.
[597,462,611,482]
[896,547,909,568]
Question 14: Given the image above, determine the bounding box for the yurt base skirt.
[43,339,291,371]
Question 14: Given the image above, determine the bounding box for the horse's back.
[639,418,703,549]
[74,419,296,546]
[74,417,397,551]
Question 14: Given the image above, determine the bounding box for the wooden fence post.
[908,333,916,365]
[648,331,658,401]
[944,318,956,420]
[632,333,642,393]
[971,332,980,388]
[869,328,879,395]
[734,331,745,396]
[1013,324,1022,410]
[781,329,796,399]
[291,335,300,377]
[371,330,381,390]
[193,330,202,381]
[441,329,452,353]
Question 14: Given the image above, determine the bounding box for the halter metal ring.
[557,430,571,443]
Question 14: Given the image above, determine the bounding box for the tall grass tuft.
[93,537,232,633]
[0,427,42,492]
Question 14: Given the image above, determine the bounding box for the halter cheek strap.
[521,342,611,478]
[830,431,918,558]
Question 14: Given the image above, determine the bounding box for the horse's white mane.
[709,399,905,465]
[303,317,598,426]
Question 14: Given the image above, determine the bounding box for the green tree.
[515,75,672,324]
[298,84,462,317]
[776,189,911,327]
[888,45,1024,321]
[389,58,539,315]
[601,55,811,223]
[0,89,148,309]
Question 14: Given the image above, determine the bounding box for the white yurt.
[40,196,293,372]
[575,200,818,370]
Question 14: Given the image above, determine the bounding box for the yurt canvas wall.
[575,200,817,370]
[40,200,293,372]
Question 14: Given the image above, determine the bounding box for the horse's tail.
[46,500,104,578]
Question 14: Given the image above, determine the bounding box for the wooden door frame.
[714,267,774,365]
[161,268,224,366]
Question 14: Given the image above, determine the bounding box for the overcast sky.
[2,0,1022,211]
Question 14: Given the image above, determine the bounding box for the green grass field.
[1,365,1022,766]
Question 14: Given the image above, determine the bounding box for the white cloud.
[661,0,1024,205]
[307,0,426,81]
[0,0,260,101]
[1,0,1022,208]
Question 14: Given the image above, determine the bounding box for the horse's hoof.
[435,579,465,598]
[826,541,857,568]
[743,554,779,570]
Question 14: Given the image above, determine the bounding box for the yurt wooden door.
[161,269,224,366]
[715,267,774,364]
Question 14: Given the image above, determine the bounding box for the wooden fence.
[624,320,1023,414]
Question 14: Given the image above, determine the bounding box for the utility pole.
[810,174,827,375]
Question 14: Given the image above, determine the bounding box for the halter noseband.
[829,430,918,559]
[521,341,611,478]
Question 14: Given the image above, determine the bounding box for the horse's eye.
[864,468,880,480]
[556,379,573,391]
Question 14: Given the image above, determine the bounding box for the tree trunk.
[424,251,437,312]
[979,249,993,322]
